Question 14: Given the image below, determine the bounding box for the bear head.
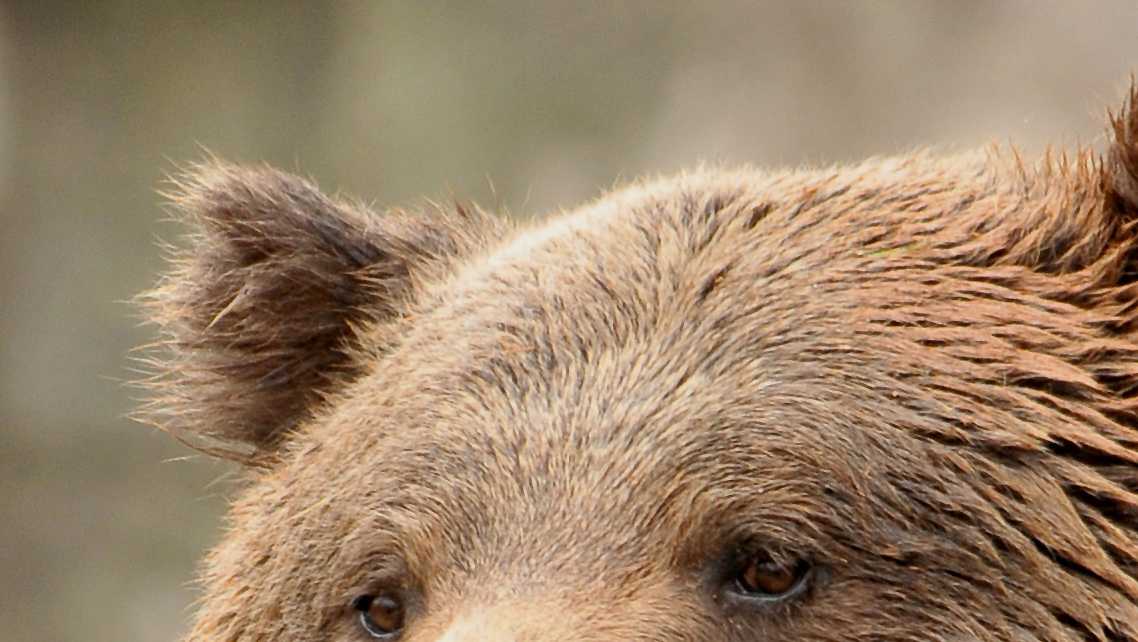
[137,89,1138,641]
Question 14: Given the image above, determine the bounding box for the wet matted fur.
[136,88,1138,640]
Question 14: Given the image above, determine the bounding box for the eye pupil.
[355,593,405,638]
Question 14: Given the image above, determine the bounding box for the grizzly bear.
[138,87,1138,641]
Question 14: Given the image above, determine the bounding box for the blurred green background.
[4,3,1138,640]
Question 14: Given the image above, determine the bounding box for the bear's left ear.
[1104,83,1138,216]
[136,160,506,465]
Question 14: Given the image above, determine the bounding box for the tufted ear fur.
[1106,83,1138,219]
[135,160,505,465]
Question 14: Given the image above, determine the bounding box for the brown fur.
[137,88,1138,640]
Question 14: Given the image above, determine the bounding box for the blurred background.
[4,2,1138,640]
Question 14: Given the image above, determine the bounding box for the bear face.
[138,90,1138,641]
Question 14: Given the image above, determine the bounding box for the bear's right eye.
[353,592,405,639]
[732,555,811,600]
[720,547,814,607]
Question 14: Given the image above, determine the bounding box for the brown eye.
[353,593,405,639]
[731,554,811,601]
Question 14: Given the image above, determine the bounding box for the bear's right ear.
[136,160,505,466]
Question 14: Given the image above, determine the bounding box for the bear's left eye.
[725,552,812,604]
[353,592,405,639]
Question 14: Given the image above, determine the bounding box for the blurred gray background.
[3,3,1138,640]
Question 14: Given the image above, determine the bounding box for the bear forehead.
[282,160,998,560]
[333,156,988,442]
[362,160,973,390]
[314,168,874,445]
